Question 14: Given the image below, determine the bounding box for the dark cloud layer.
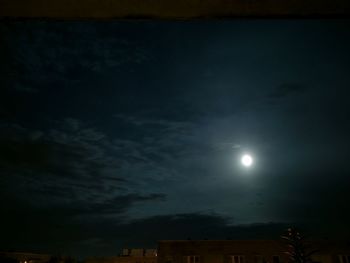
[0,206,290,258]
[1,20,350,257]
[267,83,307,100]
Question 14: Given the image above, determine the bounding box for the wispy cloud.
[267,83,307,100]
[0,22,151,94]
[0,118,166,220]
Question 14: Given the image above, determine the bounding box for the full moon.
[241,154,253,167]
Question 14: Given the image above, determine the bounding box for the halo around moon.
[241,154,253,167]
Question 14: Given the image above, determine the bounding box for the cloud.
[0,22,151,94]
[114,114,194,133]
[0,205,289,258]
[211,142,241,151]
[267,83,307,100]
[111,114,204,182]
[0,119,166,220]
[78,213,290,257]
[1,193,165,222]
[0,115,210,231]
[261,170,350,238]
[14,83,39,93]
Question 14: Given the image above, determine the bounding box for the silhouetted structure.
[157,240,350,263]
[281,228,315,263]
[0,252,76,263]
[0,252,51,263]
[85,249,157,263]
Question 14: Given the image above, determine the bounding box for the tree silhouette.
[281,228,316,263]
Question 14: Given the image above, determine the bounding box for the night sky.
[1,20,350,258]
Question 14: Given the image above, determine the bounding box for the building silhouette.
[157,240,350,263]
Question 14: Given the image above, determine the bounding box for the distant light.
[241,154,253,167]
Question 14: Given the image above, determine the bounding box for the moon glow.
[241,154,253,167]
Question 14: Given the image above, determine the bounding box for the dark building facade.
[157,240,350,263]
[85,249,157,263]
[0,252,52,263]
